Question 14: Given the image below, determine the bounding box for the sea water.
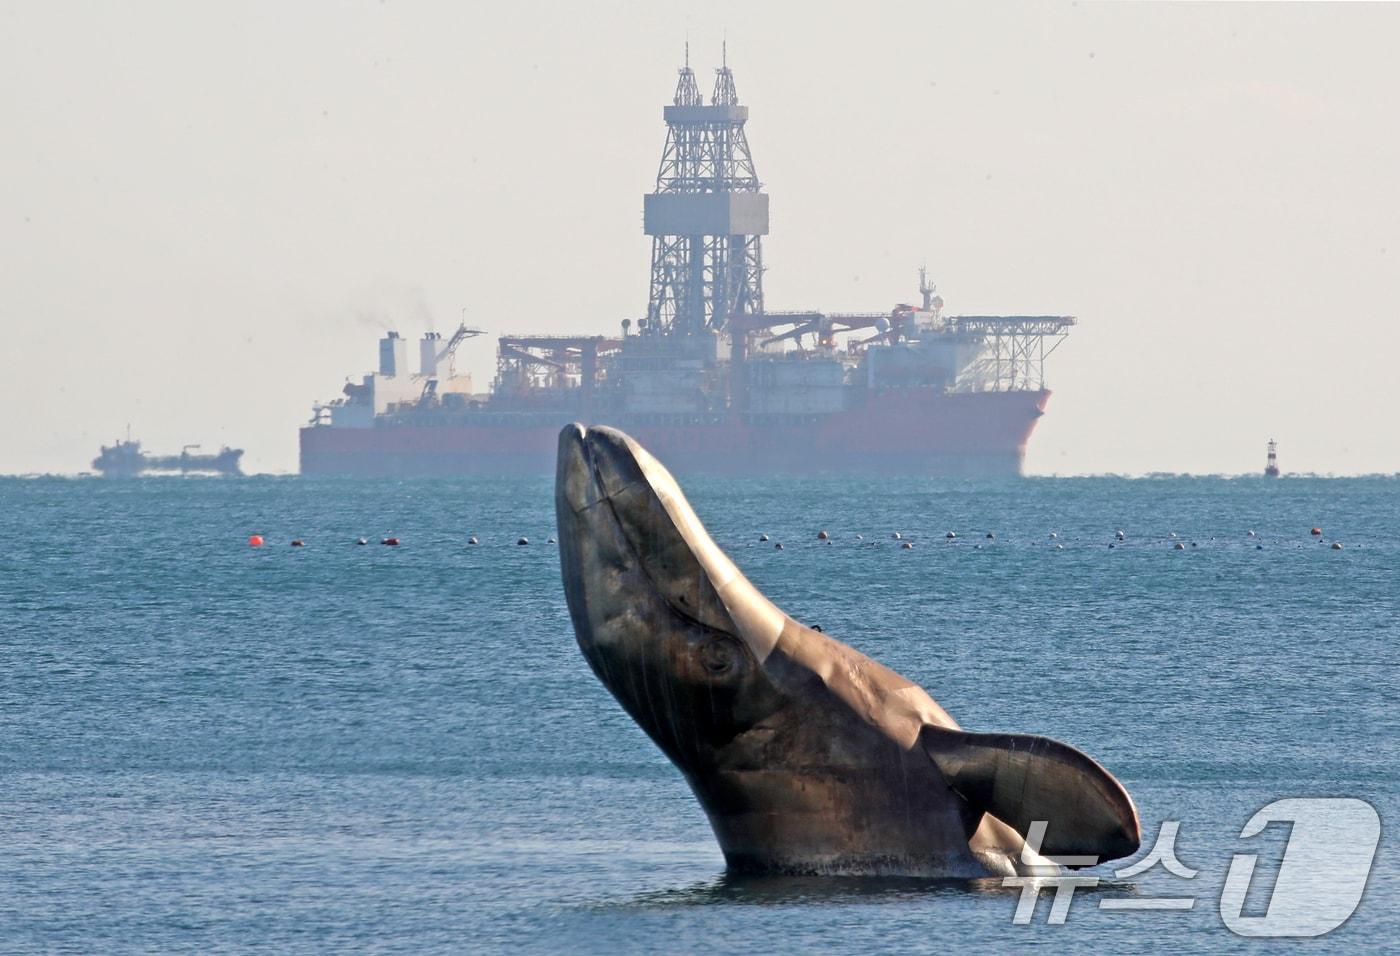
[1,474,1396,953]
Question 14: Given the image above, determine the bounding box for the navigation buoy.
[1256,544,1264,550]
[759,534,769,542]
[775,542,784,550]
[468,536,478,545]
[517,537,529,546]
[1049,532,1058,540]
[901,541,914,549]
[855,534,863,541]
[986,532,995,539]
[356,538,368,546]
[1331,542,1343,550]
[547,537,556,544]
[945,531,956,539]
[1116,530,1125,541]
[1054,543,1064,550]
[1310,527,1322,536]
[817,530,830,540]
[892,532,902,540]
[1174,542,1186,550]
[1247,530,1256,538]
[290,539,304,547]
[382,537,400,546]
[248,535,264,547]
[1169,532,1178,539]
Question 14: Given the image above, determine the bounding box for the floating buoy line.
[243,527,1351,552]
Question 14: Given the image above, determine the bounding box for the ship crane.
[438,322,486,377]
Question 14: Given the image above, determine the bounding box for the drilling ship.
[300,58,1074,477]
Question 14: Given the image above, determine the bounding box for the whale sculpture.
[556,424,1139,877]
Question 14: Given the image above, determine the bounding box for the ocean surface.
[2,473,1396,954]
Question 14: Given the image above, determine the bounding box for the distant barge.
[93,439,244,477]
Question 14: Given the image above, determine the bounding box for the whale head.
[555,423,787,768]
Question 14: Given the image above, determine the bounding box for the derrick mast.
[643,50,768,339]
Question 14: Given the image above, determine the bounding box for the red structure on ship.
[300,54,1074,477]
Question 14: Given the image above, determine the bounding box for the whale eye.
[698,637,739,676]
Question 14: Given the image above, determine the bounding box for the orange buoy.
[1310,527,1322,536]
[248,535,264,547]
[382,537,400,546]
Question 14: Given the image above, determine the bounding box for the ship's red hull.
[299,389,1051,477]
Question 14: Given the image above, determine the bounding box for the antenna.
[684,39,689,70]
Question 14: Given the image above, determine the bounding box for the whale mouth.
[556,422,599,514]
[556,423,642,517]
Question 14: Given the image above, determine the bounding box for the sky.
[2,1,1398,475]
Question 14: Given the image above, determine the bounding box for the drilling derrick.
[643,51,768,341]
